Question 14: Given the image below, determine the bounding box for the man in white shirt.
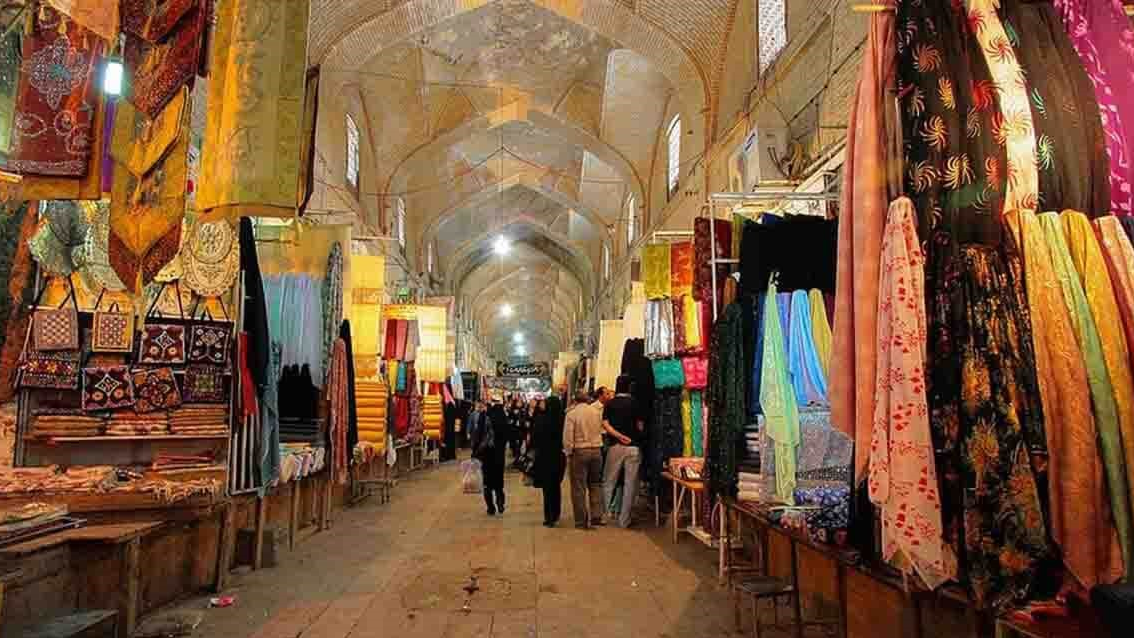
[563,390,608,528]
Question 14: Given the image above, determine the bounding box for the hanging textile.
[671,297,686,352]
[670,241,694,298]
[1006,210,1124,588]
[1053,0,1134,216]
[690,390,704,457]
[642,244,671,300]
[694,218,732,313]
[260,342,283,490]
[649,388,684,491]
[327,338,349,484]
[788,290,828,406]
[623,300,645,341]
[869,197,955,590]
[760,283,799,505]
[1098,216,1134,374]
[44,0,119,44]
[644,299,674,359]
[121,0,208,120]
[0,202,36,403]
[926,236,1050,610]
[809,289,832,379]
[75,201,126,292]
[340,321,358,456]
[2,5,104,177]
[263,274,324,384]
[322,242,344,375]
[831,6,897,477]
[29,201,88,277]
[393,320,408,360]
[403,320,419,362]
[749,291,767,418]
[966,0,1039,213]
[682,296,702,351]
[681,390,693,457]
[0,24,20,155]
[240,218,270,390]
[1039,212,1133,575]
[595,319,625,391]
[997,0,1112,218]
[197,0,310,219]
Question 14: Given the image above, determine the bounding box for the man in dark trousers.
[602,375,643,528]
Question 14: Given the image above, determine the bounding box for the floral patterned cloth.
[693,218,732,314]
[322,242,343,374]
[642,244,671,300]
[1006,210,1124,589]
[926,235,1050,610]
[1097,216,1134,382]
[869,197,955,590]
[670,242,694,298]
[327,338,349,484]
[1053,0,1134,216]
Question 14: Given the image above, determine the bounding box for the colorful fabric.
[45,0,120,43]
[138,323,187,364]
[82,366,136,411]
[18,349,80,390]
[403,320,419,362]
[327,338,349,484]
[1098,216,1134,379]
[183,218,240,299]
[681,357,708,390]
[681,390,693,457]
[682,296,702,351]
[689,390,704,457]
[642,244,672,300]
[29,201,88,277]
[761,282,799,505]
[706,304,744,502]
[1007,210,1124,588]
[183,364,226,403]
[831,6,896,474]
[92,306,135,353]
[869,197,955,589]
[125,2,208,116]
[966,0,1039,213]
[188,324,231,366]
[671,297,686,352]
[1053,0,1134,216]
[809,289,832,379]
[133,367,182,413]
[322,242,343,373]
[651,358,685,390]
[670,241,694,298]
[926,235,1050,610]
[645,299,674,359]
[693,218,732,313]
[197,0,310,218]
[997,0,1112,218]
[2,6,104,177]
[788,290,828,406]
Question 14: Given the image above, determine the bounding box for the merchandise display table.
[660,472,710,545]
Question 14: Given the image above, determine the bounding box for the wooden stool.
[732,574,797,638]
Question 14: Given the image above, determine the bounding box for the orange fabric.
[670,241,694,298]
[1096,216,1134,378]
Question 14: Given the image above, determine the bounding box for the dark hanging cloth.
[339,320,358,457]
[647,388,685,494]
[240,218,270,389]
[739,214,836,297]
[0,202,36,403]
[694,218,732,315]
[705,303,746,504]
[897,0,1008,246]
[621,338,645,374]
[441,395,459,462]
[749,292,767,418]
[1123,217,1134,246]
[620,338,655,441]
[997,0,1111,218]
[925,233,1052,610]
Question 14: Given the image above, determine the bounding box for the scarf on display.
[645,299,674,359]
[260,342,283,490]
[322,242,343,373]
[681,390,693,457]
[832,7,896,469]
[689,390,704,457]
[682,296,702,352]
[642,244,671,300]
[760,282,799,505]
[750,291,766,418]
[264,274,323,384]
[0,202,36,403]
[240,217,270,390]
[868,197,955,590]
[1053,0,1134,216]
[328,338,349,484]
[706,303,744,504]
[809,289,832,379]
[670,241,694,298]
[1007,210,1124,589]
[2,5,104,177]
[788,290,828,406]
[1098,217,1134,377]
[340,320,359,456]
[671,297,686,352]
[694,218,732,313]
[197,0,310,219]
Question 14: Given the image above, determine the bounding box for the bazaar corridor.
[171,463,734,638]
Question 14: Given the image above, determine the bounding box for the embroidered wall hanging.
[75,201,127,292]
[82,365,136,411]
[122,0,208,119]
[183,218,239,298]
[132,366,182,413]
[1,6,105,177]
[183,364,226,403]
[29,201,89,277]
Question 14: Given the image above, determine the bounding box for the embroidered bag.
[122,0,209,119]
[82,365,137,411]
[187,301,232,365]
[91,291,136,353]
[133,367,182,413]
[137,282,187,364]
[681,357,708,390]
[18,338,81,390]
[32,280,79,352]
[183,364,226,403]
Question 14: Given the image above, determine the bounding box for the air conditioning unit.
[731,128,791,192]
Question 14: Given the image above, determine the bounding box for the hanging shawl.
[760,283,799,505]
[705,303,744,503]
[1006,210,1123,589]
[322,242,343,373]
[1052,0,1134,216]
[689,390,704,457]
[694,218,732,313]
[788,290,828,406]
[831,4,898,482]
[197,0,310,219]
[683,296,702,351]
[595,319,625,391]
[240,218,270,389]
[671,297,686,352]
[0,201,36,403]
[809,290,832,379]
[260,342,283,490]
[681,390,693,457]
[327,338,349,485]
[869,197,955,590]
[46,0,120,43]
[642,244,671,300]
[644,299,674,359]
[1098,216,1134,375]
[29,201,88,277]
[3,6,104,177]
[403,320,419,362]
[670,241,694,298]
[183,217,239,298]
[108,91,189,290]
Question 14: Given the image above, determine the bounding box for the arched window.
[395,197,406,252]
[626,194,638,246]
[667,115,681,198]
[346,113,360,194]
[426,241,434,274]
[603,242,611,281]
[758,0,787,76]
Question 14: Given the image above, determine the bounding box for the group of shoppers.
[465,375,644,529]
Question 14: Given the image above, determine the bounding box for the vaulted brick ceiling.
[311,0,738,360]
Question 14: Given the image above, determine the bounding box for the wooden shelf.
[37,435,229,442]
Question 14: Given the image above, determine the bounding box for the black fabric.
[619,338,655,445]
[706,303,746,503]
[1092,584,1134,635]
[738,214,837,298]
[339,320,358,458]
[647,388,684,494]
[603,395,640,446]
[997,0,1111,218]
[1122,217,1134,246]
[239,218,270,389]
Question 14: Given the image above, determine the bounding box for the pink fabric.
[869,197,955,588]
[327,338,349,485]
[681,357,708,390]
[831,9,897,480]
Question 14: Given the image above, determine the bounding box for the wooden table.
[660,472,711,545]
[1,522,162,638]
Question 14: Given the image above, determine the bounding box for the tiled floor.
[173,460,739,637]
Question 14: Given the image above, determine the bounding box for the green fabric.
[1039,212,1133,568]
[706,303,746,501]
[690,390,704,457]
[760,282,799,504]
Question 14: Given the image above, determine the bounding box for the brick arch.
[488,317,567,355]
[469,268,581,335]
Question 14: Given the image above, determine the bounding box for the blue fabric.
[259,342,283,493]
[777,293,792,357]
[264,274,325,384]
[788,290,828,405]
[652,358,685,389]
[396,360,408,393]
[751,292,766,417]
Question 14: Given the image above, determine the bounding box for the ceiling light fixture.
[493,235,510,255]
[513,332,524,343]
[501,304,514,317]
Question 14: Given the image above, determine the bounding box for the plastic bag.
[461,459,482,494]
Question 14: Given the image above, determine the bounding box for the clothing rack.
[704,190,841,321]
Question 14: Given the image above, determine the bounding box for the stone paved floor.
[175,460,741,637]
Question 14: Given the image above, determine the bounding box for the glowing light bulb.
[500,304,513,317]
[493,236,510,255]
[513,332,524,343]
[103,58,124,96]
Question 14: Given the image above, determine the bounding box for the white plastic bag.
[461,459,482,494]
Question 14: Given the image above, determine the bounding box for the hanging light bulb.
[493,235,510,255]
[500,304,513,317]
[513,332,524,343]
[103,35,126,97]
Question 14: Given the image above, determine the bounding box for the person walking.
[473,402,510,516]
[563,390,606,528]
[532,395,567,527]
[602,376,643,528]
